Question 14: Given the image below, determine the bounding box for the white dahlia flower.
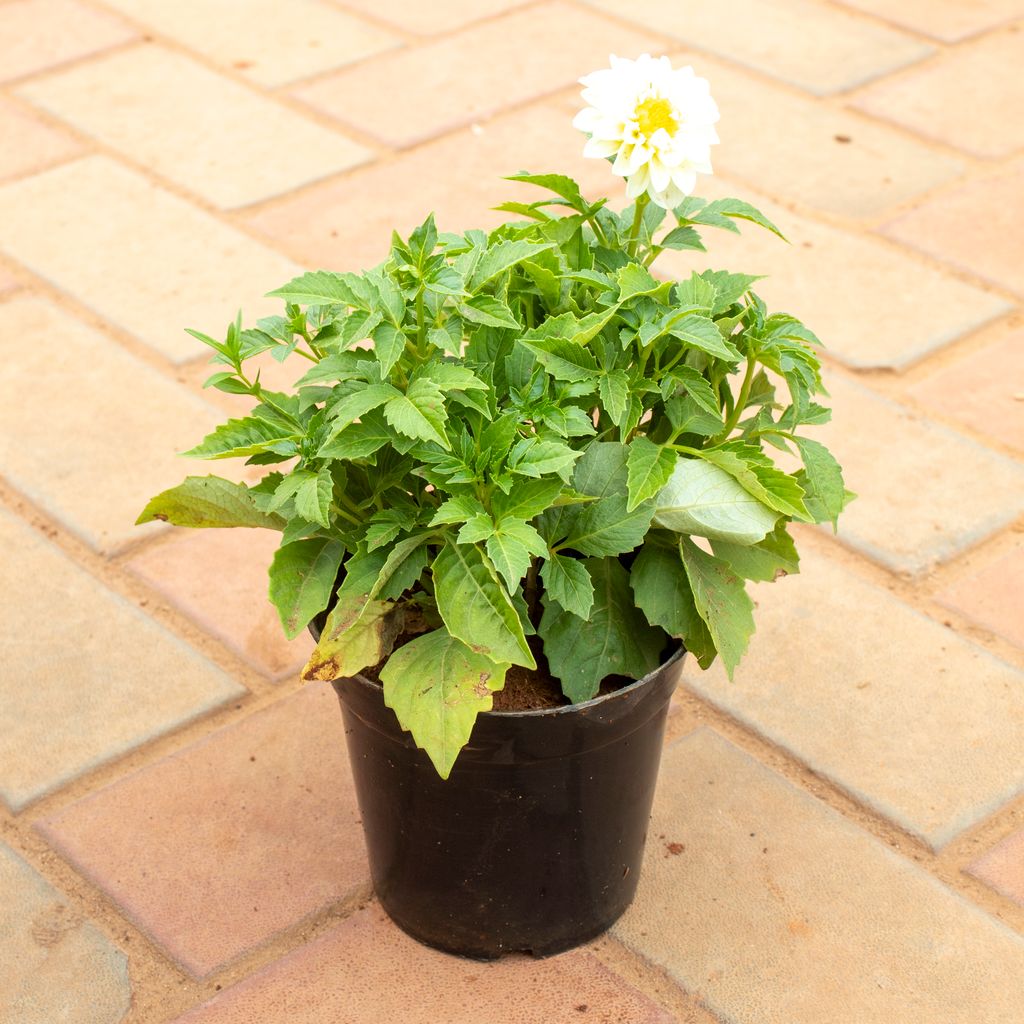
[573,54,719,210]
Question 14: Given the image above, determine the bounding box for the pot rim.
[344,645,685,720]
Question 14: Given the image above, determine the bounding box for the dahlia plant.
[139,56,850,777]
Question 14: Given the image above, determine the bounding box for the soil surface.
[359,632,636,712]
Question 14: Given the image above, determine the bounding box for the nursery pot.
[329,648,683,960]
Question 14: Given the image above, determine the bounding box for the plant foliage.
[139,179,851,777]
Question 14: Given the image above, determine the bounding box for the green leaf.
[327,384,402,432]
[268,538,345,640]
[183,415,296,460]
[653,458,780,544]
[599,370,630,426]
[626,437,677,512]
[698,443,811,521]
[368,270,405,326]
[374,533,431,600]
[505,172,589,212]
[302,597,401,681]
[385,378,450,449]
[458,294,522,330]
[540,553,594,620]
[491,478,563,521]
[710,523,800,583]
[700,270,763,312]
[293,465,334,529]
[692,198,786,240]
[373,321,407,376]
[136,476,285,530]
[432,542,535,668]
[317,413,393,460]
[365,507,418,551]
[666,364,719,417]
[508,438,581,480]
[418,363,487,392]
[519,337,599,384]
[470,240,555,290]
[665,394,723,437]
[680,537,756,677]
[674,271,718,311]
[550,442,655,557]
[794,437,849,528]
[430,494,487,526]
[616,262,664,302]
[486,518,546,590]
[659,226,706,251]
[540,558,664,702]
[382,629,508,779]
[667,314,741,361]
[267,270,367,307]
[630,542,716,668]
[457,514,494,544]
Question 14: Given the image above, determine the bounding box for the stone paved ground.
[1,0,1022,1020]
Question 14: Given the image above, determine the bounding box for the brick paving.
[0,3,1022,1021]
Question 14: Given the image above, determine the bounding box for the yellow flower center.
[635,96,678,139]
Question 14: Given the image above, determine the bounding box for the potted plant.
[139,55,849,959]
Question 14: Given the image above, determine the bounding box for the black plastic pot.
[330,649,683,960]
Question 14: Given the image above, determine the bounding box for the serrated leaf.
[667,314,741,361]
[267,270,366,307]
[519,337,599,384]
[508,438,581,480]
[491,478,563,521]
[693,198,786,240]
[418,362,487,392]
[599,370,630,426]
[674,271,718,311]
[546,442,655,557]
[432,542,535,668]
[616,262,665,302]
[457,514,495,544]
[665,394,723,436]
[700,270,763,313]
[302,597,401,681]
[317,413,393,460]
[295,351,373,386]
[469,240,555,290]
[430,494,487,526]
[794,436,849,528]
[373,321,407,376]
[698,443,811,521]
[540,557,664,702]
[327,384,402,431]
[659,225,706,251]
[458,294,522,330]
[710,523,800,583]
[486,518,546,589]
[680,536,755,677]
[368,270,405,326]
[183,415,296,460]
[268,538,345,639]
[505,172,589,212]
[136,476,285,530]
[427,321,463,355]
[385,378,450,449]
[365,507,418,551]
[667,365,719,416]
[382,629,507,779]
[630,542,716,668]
[293,465,334,528]
[375,533,431,600]
[653,458,779,544]
[626,437,677,511]
[540,553,594,620]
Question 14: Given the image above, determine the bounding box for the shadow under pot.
[317,626,683,960]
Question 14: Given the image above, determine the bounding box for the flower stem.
[627,194,650,258]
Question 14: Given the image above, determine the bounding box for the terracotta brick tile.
[937,544,1024,650]
[836,0,1024,42]
[582,0,932,95]
[967,826,1024,907]
[657,181,1010,370]
[100,0,399,87]
[0,508,244,812]
[0,157,302,363]
[698,54,964,218]
[0,0,136,84]
[906,331,1024,454]
[246,94,617,271]
[172,904,673,1023]
[0,264,18,296]
[882,158,1024,296]
[0,297,242,554]
[38,683,368,979]
[290,2,662,148]
[127,528,313,680]
[0,98,80,182]
[18,45,372,209]
[339,0,532,35]
[853,28,1024,159]
[616,729,1024,1020]
[0,843,131,1022]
